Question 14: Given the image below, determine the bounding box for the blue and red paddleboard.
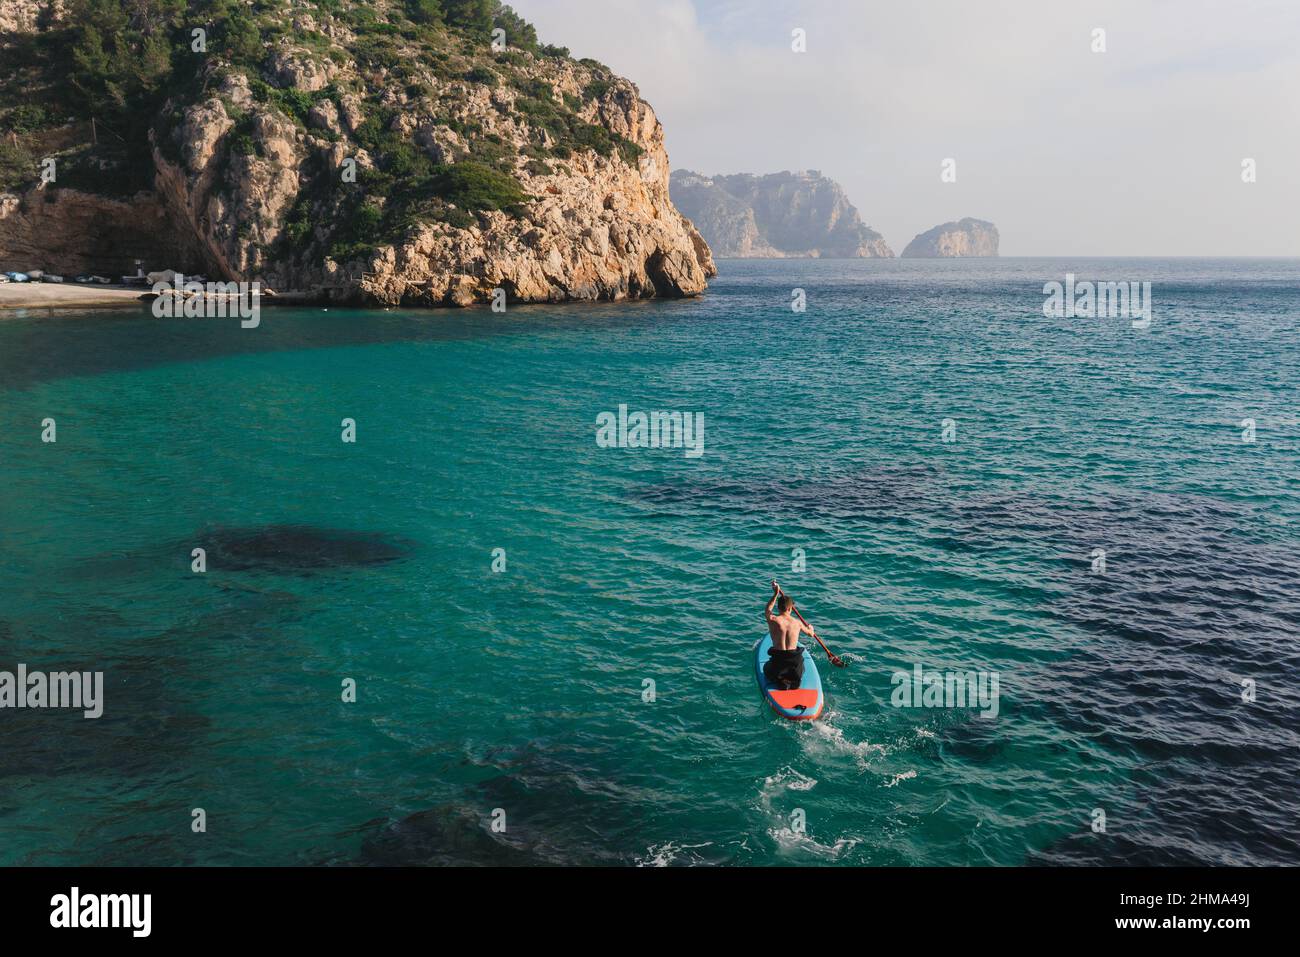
[754,634,824,721]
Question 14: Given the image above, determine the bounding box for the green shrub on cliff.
[67,0,178,113]
[492,4,538,51]
[220,8,265,67]
[2,105,54,135]
[0,143,35,191]
[429,161,525,212]
[406,0,444,26]
[377,160,525,240]
[249,79,320,127]
[329,200,385,260]
[353,33,406,70]
[444,0,493,33]
[464,65,498,86]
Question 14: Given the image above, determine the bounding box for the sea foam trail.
[755,766,862,861]
[768,826,863,861]
[759,765,818,803]
[634,841,714,867]
[799,711,889,770]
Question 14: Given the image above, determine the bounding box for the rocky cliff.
[0,1,714,305]
[670,169,893,259]
[0,0,56,34]
[0,189,196,276]
[901,218,999,258]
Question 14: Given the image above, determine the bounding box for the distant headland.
[901,218,999,258]
[670,169,894,259]
[671,169,997,260]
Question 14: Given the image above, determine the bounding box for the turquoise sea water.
[1,258,1298,866]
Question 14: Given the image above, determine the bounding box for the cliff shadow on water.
[0,297,705,391]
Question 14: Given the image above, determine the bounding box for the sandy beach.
[0,283,149,315]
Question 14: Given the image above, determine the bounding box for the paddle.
[773,582,847,668]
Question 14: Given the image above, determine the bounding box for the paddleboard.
[754,634,824,721]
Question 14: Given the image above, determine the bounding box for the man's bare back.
[765,581,811,651]
[767,610,801,651]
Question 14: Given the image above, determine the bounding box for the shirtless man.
[762,580,814,689]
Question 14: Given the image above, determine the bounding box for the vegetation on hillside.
[0,0,635,261]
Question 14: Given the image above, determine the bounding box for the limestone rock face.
[0,0,60,34]
[267,50,336,93]
[670,169,893,258]
[901,218,999,257]
[356,87,714,306]
[0,189,195,276]
[149,65,712,304]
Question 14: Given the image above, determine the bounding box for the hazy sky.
[513,0,1300,256]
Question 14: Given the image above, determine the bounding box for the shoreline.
[0,283,149,315]
[0,284,323,316]
[0,283,705,316]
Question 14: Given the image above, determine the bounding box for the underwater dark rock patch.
[356,747,644,866]
[198,524,415,574]
[357,804,547,867]
[0,651,209,781]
